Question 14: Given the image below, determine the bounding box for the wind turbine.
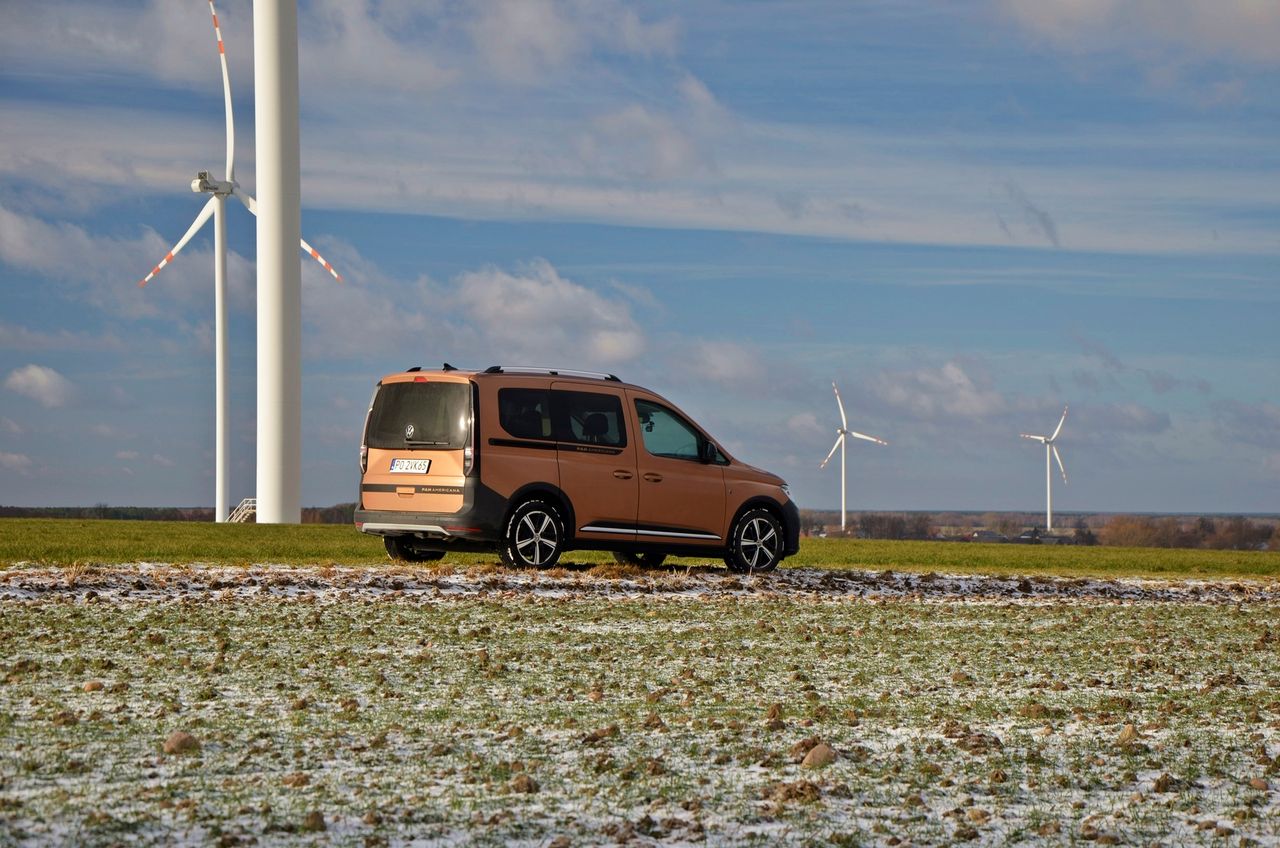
[819,382,888,533]
[1021,405,1068,534]
[136,0,341,523]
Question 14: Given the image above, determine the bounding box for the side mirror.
[699,440,717,464]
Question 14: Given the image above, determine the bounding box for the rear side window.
[366,381,470,449]
[554,391,626,447]
[499,388,552,440]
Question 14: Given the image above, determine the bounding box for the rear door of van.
[361,375,471,515]
[551,383,638,543]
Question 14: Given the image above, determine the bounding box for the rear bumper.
[355,478,507,542]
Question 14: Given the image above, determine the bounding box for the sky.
[1,0,1277,515]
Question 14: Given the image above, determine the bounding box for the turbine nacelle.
[192,171,235,196]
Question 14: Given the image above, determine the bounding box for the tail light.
[360,444,368,474]
[463,445,474,475]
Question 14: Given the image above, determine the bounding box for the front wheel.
[384,536,446,563]
[612,551,668,568]
[500,499,566,568]
[724,508,783,573]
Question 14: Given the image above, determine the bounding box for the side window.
[635,399,702,460]
[552,391,626,447]
[498,388,552,440]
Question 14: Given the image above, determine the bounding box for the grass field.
[2,519,1277,579]
[1,576,1277,845]
[1,520,1277,845]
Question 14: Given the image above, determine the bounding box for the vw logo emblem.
[404,423,416,439]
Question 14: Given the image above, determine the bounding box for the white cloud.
[0,452,33,473]
[997,0,1280,64]
[684,340,761,386]
[1,417,22,436]
[0,321,125,353]
[4,364,75,408]
[151,454,175,468]
[454,259,644,366]
[871,360,1008,420]
[786,412,826,441]
[115,450,139,461]
[468,0,677,82]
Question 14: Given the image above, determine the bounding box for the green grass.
[1,518,1276,579]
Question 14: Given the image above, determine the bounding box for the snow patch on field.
[1,563,1276,604]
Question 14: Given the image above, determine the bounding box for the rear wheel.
[500,499,565,569]
[724,508,783,573]
[612,551,668,568]
[383,536,446,563]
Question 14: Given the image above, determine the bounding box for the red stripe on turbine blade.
[212,14,218,27]
[310,249,319,258]
[165,252,174,262]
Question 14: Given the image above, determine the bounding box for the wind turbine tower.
[1021,406,1069,533]
[255,0,303,524]
[137,0,338,522]
[819,382,888,533]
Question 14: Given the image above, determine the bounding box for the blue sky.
[1,0,1277,514]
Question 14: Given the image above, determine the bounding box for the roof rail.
[483,365,621,382]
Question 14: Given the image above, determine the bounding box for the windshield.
[366,381,470,449]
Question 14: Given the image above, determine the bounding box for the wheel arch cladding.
[505,482,576,543]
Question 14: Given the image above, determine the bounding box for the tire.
[499,499,566,569]
[724,508,783,573]
[612,551,668,568]
[384,536,446,563]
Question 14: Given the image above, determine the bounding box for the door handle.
[612,470,633,480]
[642,472,663,483]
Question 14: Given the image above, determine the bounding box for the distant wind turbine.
[136,0,341,522]
[1021,405,1068,533]
[819,382,888,533]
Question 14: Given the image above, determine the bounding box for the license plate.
[389,458,431,474]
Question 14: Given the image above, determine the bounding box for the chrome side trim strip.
[578,525,721,541]
[359,523,449,536]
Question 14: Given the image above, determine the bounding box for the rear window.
[366,381,470,449]
[498,388,552,440]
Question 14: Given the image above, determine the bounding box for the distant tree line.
[0,503,358,524]
[800,509,1278,551]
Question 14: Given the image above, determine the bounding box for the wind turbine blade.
[300,237,343,282]
[1050,405,1068,441]
[233,189,342,281]
[1020,433,1046,442]
[832,382,848,430]
[207,0,235,182]
[138,197,217,287]
[847,430,888,446]
[819,435,843,469]
[1052,444,1068,484]
[232,186,256,214]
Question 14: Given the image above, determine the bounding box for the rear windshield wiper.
[404,439,451,447]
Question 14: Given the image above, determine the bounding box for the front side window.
[554,391,626,447]
[498,388,552,440]
[366,381,470,449]
[634,399,703,460]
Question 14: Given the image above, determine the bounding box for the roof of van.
[385,365,640,389]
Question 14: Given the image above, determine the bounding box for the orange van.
[355,365,799,571]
